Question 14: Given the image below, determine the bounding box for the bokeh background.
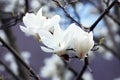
[0,0,120,80]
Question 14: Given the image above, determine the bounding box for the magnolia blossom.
[21,51,31,64]
[82,72,94,80]
[39,23,75,55]
[0,65,5,72]
[20,8,60,36]
[40,54,73,80]
[4,52,18,75]
[20,7,94,58]
[72,24,94,58]
[39,23,94,57]
[40,55,64,78]
[0,30,8,45]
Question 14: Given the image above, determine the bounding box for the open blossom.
[39,23,75,55]
[20,8,60,36]
[72,23,94,58]
[39,22,94,57]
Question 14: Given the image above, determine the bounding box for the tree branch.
[0,37,40,80]
[88,0,120,26]
[107,13,120,26]
[90,0,117,31]
[102,43,120,60]
[68,66,78,76]
[52,0,82,28]
[25,0,29,13]
[0,59,21,80]
[76,57,89,80]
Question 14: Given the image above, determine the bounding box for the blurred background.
[0,0,120,80]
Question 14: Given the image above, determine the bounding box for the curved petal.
[51,15,60,25]
[53,24,63,41]
[19,25,34,36]
[39,30,54,40]
[41,37,58,49]
[37,8,42,17]
[23,13,36,28]
[61,23,75,49]
[41,46,54,53]
[88,31,93,40]
[39,30,57,49]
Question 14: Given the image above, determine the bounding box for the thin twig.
[90,0,117,31]
[0,60,21,80]
[0,37,40,80]
[76,57,89,80]
[52,0,82,28]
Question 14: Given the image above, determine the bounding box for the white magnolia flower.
[40,55,64,78]
[39,23,74,55]
[20,8,60,36]
[0,65,5,72]
[40,54,73,80]
[64,70,73,80]
[82,72,94,80]
[21,51,31,64]
[4,52,18,75]
[71,23,94,58]
[114,77,120,80]
[0,30,8,45]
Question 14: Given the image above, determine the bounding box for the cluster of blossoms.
[20,8,94,59]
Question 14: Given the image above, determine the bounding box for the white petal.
[41,37,58,49]
[61,23,75,49]
[39,30,57,49]
[39,30,53,39]
[51,15,60,25]
[88,32,94,50]
[37,8,42,17]
[19,25,34,35]
[41,46,54,53]
[54,24,63,41]
[89,31,93,40]
[23,13,36,28]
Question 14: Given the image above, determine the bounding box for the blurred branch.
[0,59,21,80]
[107,13,120,26]
[103,0,110,7]
[0,14,24,29]
[25,0,29,13]
[102,43,120,60]
[95,37,120,60]
[103,16,119,50]
[61,56,78,76]
[76,57,89,80]
[52,0,82,28]
[90,0,117,31]
[0,37,40,80]
[68,66,78,76]
[88,0,120,59]
[2,26,30,79]
[88,0,120,26]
